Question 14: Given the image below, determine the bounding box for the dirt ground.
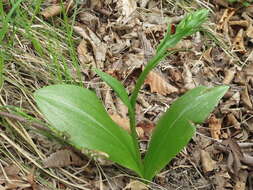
[1,0,253,189]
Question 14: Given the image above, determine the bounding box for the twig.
[0,111,50,132]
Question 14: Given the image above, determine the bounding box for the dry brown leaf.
[124,180,148,190]
[144,71,178,96]
[227,113,240,129]
[79,12,99,31]
[41,4,62,18]
[200,149,217,173]
[202,47,213,63]
[168,68,183,83]
[43,149,85,168]
[222,139,244,175]
[232,29,246,54]
[110,114,146,139]
[229,20,249,28]
[137,120,155,139]
[244,62,253,77]
[117,0,137,23]
[77,40,95,65]
[246,5,253,17]
[41,1,74,19]
[241,86,252,109]
[115,97,128,118]
[234,170,248,190]
[208,115,221,140]
[110,113,130,132]
[246,24,253,39]
[0,164,26,189]
[217,8,235,31]
[213,0,229,7]
[103,88,117,114]
[183,63,195,90]
[223,68,236,84]
[73,26,107,69]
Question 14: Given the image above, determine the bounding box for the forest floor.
[1,0,253,189]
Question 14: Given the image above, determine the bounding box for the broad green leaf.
[34,85,143,176]
[143,86,228,180]
[94,69,131,109]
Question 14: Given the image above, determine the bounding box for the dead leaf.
[79,12,99,30]
[168,68,183,83]
[117,0,137,23]
[227,113,240,129]
[0,164,26,189]
[213,0,229,7]
[208,115,221,140]
[219,139,244,176]
[229,20,249,28]
[232,29,246,54]
[217,8,235,31]
[43,149,85,168]
[41,0,74,19]
[234,170,248,190]
[77,40,95,65]
[137,120,155,139]
[223,68,236,84]
[144,70,178,96]
[74,26,107,69]
[110,113,145,138]
[110,113,130,132]
[183,63,195,90]
[202,47,213,63]
[123,180,148,190]
[241,86,252,109]
[200,149,217,173]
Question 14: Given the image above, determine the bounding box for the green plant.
[34,9,228,181]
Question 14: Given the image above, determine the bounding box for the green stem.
[128,106,144,175]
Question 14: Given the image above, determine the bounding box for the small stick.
[0,111,50,132]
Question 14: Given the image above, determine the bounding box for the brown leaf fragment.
[200,149,216,173]
[124,180,148,190]
[223,68,236,84]
[227,113,240,129]
[234,170,248,190]
[208,115,222,140]
[41,1,74,19]
[117,0,137,23]
[77,40,95,65]
[26,167,39,190]
[202,47,213,63]
[244,62,253,77]
[214,0,229,7]
[229,20,249,28]
[73,26,107,69]
[0,164,25,189]
[144,71,178,96]
[110,113,130,132]
[232,29,247,54]
[183,63,195,90]
[79,12,99,30]
[246,5,253,17]
[234,71,246,85]
[217,8,235,31]
[222,139,244,175]
[241,86,252,109]
[43,149,85,168]
[41,4,62,18]
[110,114,145,139]
[246,23,253,39]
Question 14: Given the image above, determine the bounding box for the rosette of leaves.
[34,9,228,181]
